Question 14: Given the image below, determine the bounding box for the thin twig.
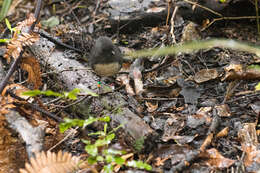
[203,15,260,31]
[62,0,81,25]
[31,0,43,31]
[255,0,260,39]
[166,0,172,26]
[183,0,223,17]
[39,31,84,53]
[54,95,89,109]
[0,52,23,93]
[170,6,178,43]
[48,127,79,151]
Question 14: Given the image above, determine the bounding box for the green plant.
[0,0,12,22]
[0,18,18,43]
[22,88,98,100]
[128,39,260,58]
[24,88,151,172]
[41,16,60,28]
[5,18,16,34]
[60,116,152,172]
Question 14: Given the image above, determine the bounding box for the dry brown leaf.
[117,74,135,96]
[238,123,260,171]
[203,148,235,169]
[21,56,42,89]
[4,32,40,61]
[0,84,29,115]
[216,127,229,138]
[4,13,40,62]
[222,62,260,81]
[145,101,158,113]
[181,22,202,42]
[215,104,231,117]
[224,80,239,102]
[194,69,218,83]
[16,13,36,32]
[133,68,144,95]
[154,157,169,167]
[200,133,213,152]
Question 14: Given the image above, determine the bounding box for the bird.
[90,36,123,77]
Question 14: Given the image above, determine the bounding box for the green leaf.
[106,155,125,165]
[103,123,107,135]
[93,134,114,147]
[105,154,113,163]
[105,133,115,141]
[22,89,63,97]
[255,82,260,91]
[88,131,105,136]
[87,156,97,164]
[0,0,12,22]
[103,164,113,173]
[44,90,63,97]
[59,118,84,133]
[127,160,152,170]
[114,156,125,165]
[85,144,98,156]
[99,116,110,122]
[22,89,83,98]
[22,90,42,96]
[59,124,70,133]
[96,155,104,161]
[81,139,91,145]
[84,89,99,97]
[248,64,260,70]
[105,154,125,165]
[64,88,80,100]
[77,5,87,8]
[95,138,110,147]
[60,116,101,133]
[83,116,98,128]
[0,38,10,43]
[41,16,60,28]
[5,18,12,32]
[110,124,123,134]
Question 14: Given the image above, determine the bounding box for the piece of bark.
[5,110,45,158]
[29,37,158,152]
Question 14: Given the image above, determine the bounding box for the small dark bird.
[90,36,123,77]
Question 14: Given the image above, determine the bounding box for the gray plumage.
[90,37,123,77]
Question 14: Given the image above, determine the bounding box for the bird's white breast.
[93,62,121,77]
